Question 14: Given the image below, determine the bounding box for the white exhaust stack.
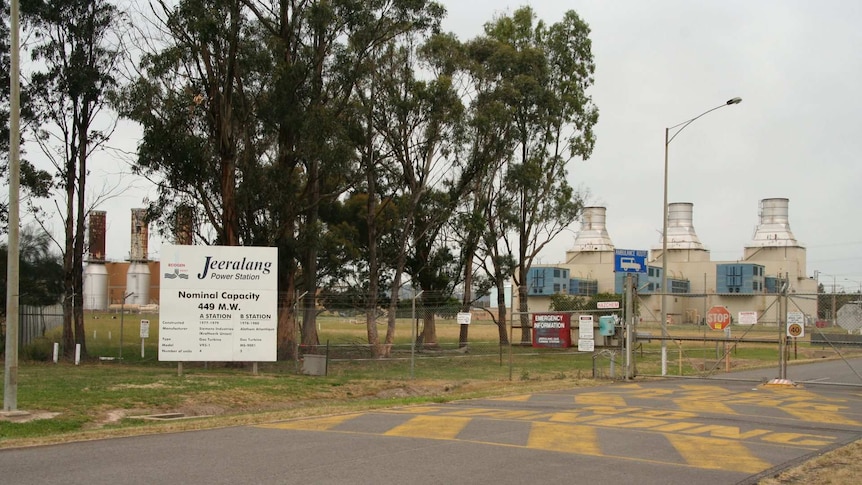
[748,198,799,247]
[664,202,704,250]
[571,207,614,251]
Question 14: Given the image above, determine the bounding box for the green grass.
[4,312,857,446]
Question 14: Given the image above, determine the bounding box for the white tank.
[126,262,151,305]
[83,263,109,310]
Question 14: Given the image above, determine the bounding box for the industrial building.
[83,209,158,311]
[523,198,817,325]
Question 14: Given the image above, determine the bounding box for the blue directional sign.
[614,249,648,273]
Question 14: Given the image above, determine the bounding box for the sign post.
[140,319,150,358]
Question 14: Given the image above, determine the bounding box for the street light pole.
[660,97,741,376]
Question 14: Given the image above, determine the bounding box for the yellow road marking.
[575,393,627,407]
[384,415,471,440]
[780,407,861,426]
[675,398,737,415]
[492,394,532,402]
[527,422,601,455]
[259,414,360,431]
[665,434,771,473]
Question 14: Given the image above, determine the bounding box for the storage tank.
[126,262,151,306]
[83,211,108,310]
[83,263,109,310]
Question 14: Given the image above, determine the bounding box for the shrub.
[21,337,54,362]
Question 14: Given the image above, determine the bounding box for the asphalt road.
[3,362,862,485]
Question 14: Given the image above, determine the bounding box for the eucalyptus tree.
[358,33,470,351]
[469,7,598,343]
[24,0,126,357]
[122,0,262,248]
[241,0,446,354]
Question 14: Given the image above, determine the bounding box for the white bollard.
[108,331,112,340]
[53,342,59,363]
[75,344,81,365]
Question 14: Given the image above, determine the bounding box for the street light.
[660,97,742,376]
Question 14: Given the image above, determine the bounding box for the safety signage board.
[456,312,472,325]
[787,312,805,338]
[738,311,758,325]
[579,315,595,339]
[532,313,571,348]
[614,249,648,273]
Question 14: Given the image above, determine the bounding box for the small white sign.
[787,311,805,325]
[579,315,594,339]
[140,319,150,339]
[456,312,472,325]
[578,339,595,352]
[597,301,620,309]
[738,311,758,325]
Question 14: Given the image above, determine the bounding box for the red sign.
[532,313,571,348]
[706,306,732,330]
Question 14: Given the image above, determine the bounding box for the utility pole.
[4,0,22,413]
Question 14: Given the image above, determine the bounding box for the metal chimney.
[571,207,615,251]
[748,198,799,247]
[130,208,149,261]
[661,202,705,250]
[87,210,107,262]
[174,205,194,245]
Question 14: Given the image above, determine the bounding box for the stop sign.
[706,306,732,330]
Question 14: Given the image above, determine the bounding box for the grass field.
[3,311,858,446]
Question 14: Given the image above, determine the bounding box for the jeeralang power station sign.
[159,245,278,362]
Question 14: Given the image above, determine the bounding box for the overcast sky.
[81,0,862,291]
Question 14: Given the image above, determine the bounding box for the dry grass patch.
[759,439,862,485]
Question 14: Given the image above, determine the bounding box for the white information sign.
[456,312,472,325]
[597,301,620,309]
[787,311,805,338]
[140,319,150,339]
[579,315,594,340]
[159,244,278,362]
[578,339,595,352]
[738,311,758,325]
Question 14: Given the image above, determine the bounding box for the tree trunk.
[61,155,75,358]
[495,277,509,345]
[73,115,88,357]
[300,160,320,348]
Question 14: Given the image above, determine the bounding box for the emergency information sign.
[159,244,278,362]
[531,313,571,348]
